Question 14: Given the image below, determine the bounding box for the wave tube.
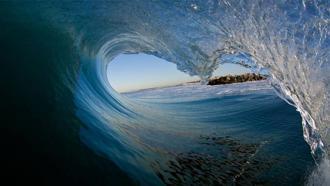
[1,0,329,185]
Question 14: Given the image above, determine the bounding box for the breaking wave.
[2,0,329,185]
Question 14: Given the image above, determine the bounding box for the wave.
[1,0,329,185]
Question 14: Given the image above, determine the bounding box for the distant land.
[207,73,267,85]
[185,73,267,86]
[124,73,267,93]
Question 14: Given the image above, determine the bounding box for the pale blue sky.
[107,53,250,92]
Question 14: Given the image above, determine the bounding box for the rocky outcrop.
[207,73,266,85]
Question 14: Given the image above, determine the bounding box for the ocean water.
[120,81,314,185]
[1,1,329,185]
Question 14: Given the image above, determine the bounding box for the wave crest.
[41,0,329,183]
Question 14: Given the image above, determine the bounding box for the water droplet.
[191,4,198,11]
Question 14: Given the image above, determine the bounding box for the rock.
[207,73,266,86]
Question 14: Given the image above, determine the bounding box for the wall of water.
[1,0,329,185]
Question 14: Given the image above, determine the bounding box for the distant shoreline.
[185,73,267,86]
[206,73,267,85]
[123,73,267,93]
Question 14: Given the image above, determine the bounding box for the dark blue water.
[118,82,314,185]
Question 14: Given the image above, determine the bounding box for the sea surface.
[119,81,314,185]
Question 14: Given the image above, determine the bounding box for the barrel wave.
[1,1,329,185]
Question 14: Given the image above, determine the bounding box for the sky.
[107,53,250,92]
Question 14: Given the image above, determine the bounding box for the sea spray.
[308,158,330,186]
